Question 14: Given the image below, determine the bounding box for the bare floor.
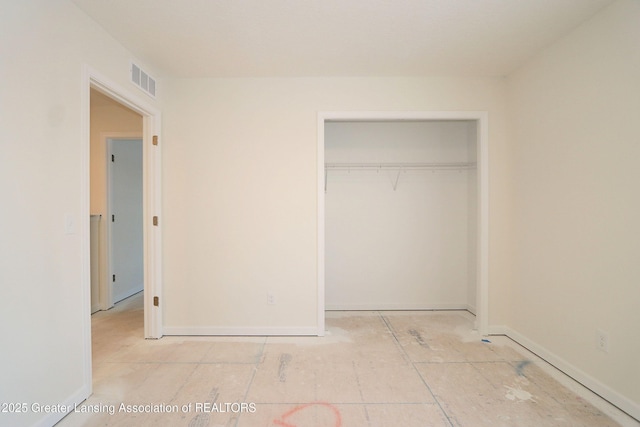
[58,293,637,427]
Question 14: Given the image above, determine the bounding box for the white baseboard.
[325,303,468,311]
[162,326,321,336]
[487,324,509,335]
[491,326,639,422]
[465,304,477,315]
[34,383,90,427]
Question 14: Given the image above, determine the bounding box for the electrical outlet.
[267,292,277,305]
[596,329,609,353]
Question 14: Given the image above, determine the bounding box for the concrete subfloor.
[58,293,638,427]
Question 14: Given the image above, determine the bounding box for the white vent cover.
[130,62,156,98]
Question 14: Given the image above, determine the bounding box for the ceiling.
[72,0,614,78]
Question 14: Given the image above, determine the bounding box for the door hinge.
[153,216,158,226]
[111,154,114,162]
[153,296,159,306]
[112,214,115,222]
[152,135,158,146]
[112,274,116,282]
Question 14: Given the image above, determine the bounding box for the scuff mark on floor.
[273,402,342,427]
[408,329,430,348]
[188,386,219,427]
[515,360,532,376]
[278,353,293,382]
[504,384,535,403]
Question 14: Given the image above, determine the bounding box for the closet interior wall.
[325,120,478,311]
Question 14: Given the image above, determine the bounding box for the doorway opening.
[81,65,163,396]
[84,70,162,331]
[90,88,144,312]
[317,111,488,336]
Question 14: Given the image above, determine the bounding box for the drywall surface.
[324,121,475,310]
[507,0,640,417]
[0,1,161,426]
[162,76,510,332]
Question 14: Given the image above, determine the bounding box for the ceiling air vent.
[130,62,156,98]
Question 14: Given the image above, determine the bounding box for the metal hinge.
[112,274,116,282]
[153,216,158,226]
[111,154,115,162]
[112,214,115,222]
[153,296,159,306]
[152,135,158,146]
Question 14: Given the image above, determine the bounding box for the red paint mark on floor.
[273,402,342,427]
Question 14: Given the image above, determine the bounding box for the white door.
[109,138,144,304]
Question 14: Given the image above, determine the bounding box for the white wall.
[324,121,475,310]
[0,1,161,426]
[162,77,510,333]
[506,0,640,418]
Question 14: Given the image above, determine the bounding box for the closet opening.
[317,112,488,336]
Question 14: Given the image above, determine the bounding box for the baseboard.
[33,383,90,427]
[465,304,477,315]
[162,326,321,336]
[487,324,509,335]
[325,303,468,311]
[492,326,640,422]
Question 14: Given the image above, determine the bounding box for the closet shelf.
[325,162,476,171]
[324,162,476,192]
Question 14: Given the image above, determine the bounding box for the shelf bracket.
[392,169,402,191]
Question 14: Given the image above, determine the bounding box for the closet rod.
[325,162,476,170]
[324,162,476,192]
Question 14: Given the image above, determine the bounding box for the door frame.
[317,111,489,336]
[105,135,144,309]
[81,66,163,366]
